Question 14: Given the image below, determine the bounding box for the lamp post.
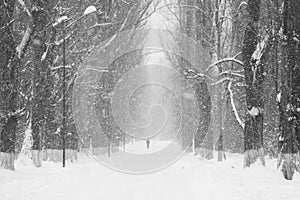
[60,5,97,167]
[62,17,66,167]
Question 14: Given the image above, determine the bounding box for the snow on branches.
[53,16,68,27]
[206,57,244,72]
[17,0,31,17]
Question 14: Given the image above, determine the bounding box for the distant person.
[146,138,150,149]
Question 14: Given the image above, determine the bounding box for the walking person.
[146,138,150,149]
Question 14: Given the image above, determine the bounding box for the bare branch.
[135,0,157,27]
[94,6,133,52]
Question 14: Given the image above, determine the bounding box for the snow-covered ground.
[1,147,299,200]
[120,140,172,154]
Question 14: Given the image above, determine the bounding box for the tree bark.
[31,1,50,167]
[0,0,19,170]
[193,79,212,158]
[278,0,300,180]
[242,0,265,167]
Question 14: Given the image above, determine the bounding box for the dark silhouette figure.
[146,139,150,149]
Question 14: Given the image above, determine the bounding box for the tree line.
[169,0,299,180]
[0,0,154,170]
[0,0,299,180]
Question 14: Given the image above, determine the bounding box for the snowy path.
[1,153,299,200]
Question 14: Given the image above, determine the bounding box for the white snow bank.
[0,152,299,200]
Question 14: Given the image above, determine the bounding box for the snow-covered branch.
[206,57,244,72]
[228,81,245,129]
[219,71,245,79]
[233,52,242,59]
[65,5,98,30]
[238,1,248,10]
[17,0,31,17]
[50,65,72,70]
[8,107,26,117]
[41,45,50,61]
[212,77,233,86]
[0,19,15,31]
[85,68,109,73]
[97,34,117,51]
[53,16,68,27]
[184,69,213,81]
[88,22,115,29]
[16,26,32,58]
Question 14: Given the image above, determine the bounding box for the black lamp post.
[62,18,67,167]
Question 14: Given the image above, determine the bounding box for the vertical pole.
[107,106,111,157]
[62,19,66,167]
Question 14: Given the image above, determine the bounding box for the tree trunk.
[215,0,224,162]
[0,0,19,170]
[43,12,61,162]
[242,0,265,167]
[217,88,224,162]
[190,0,214,160]
[31,2,50,167]
[278,0,300,180]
